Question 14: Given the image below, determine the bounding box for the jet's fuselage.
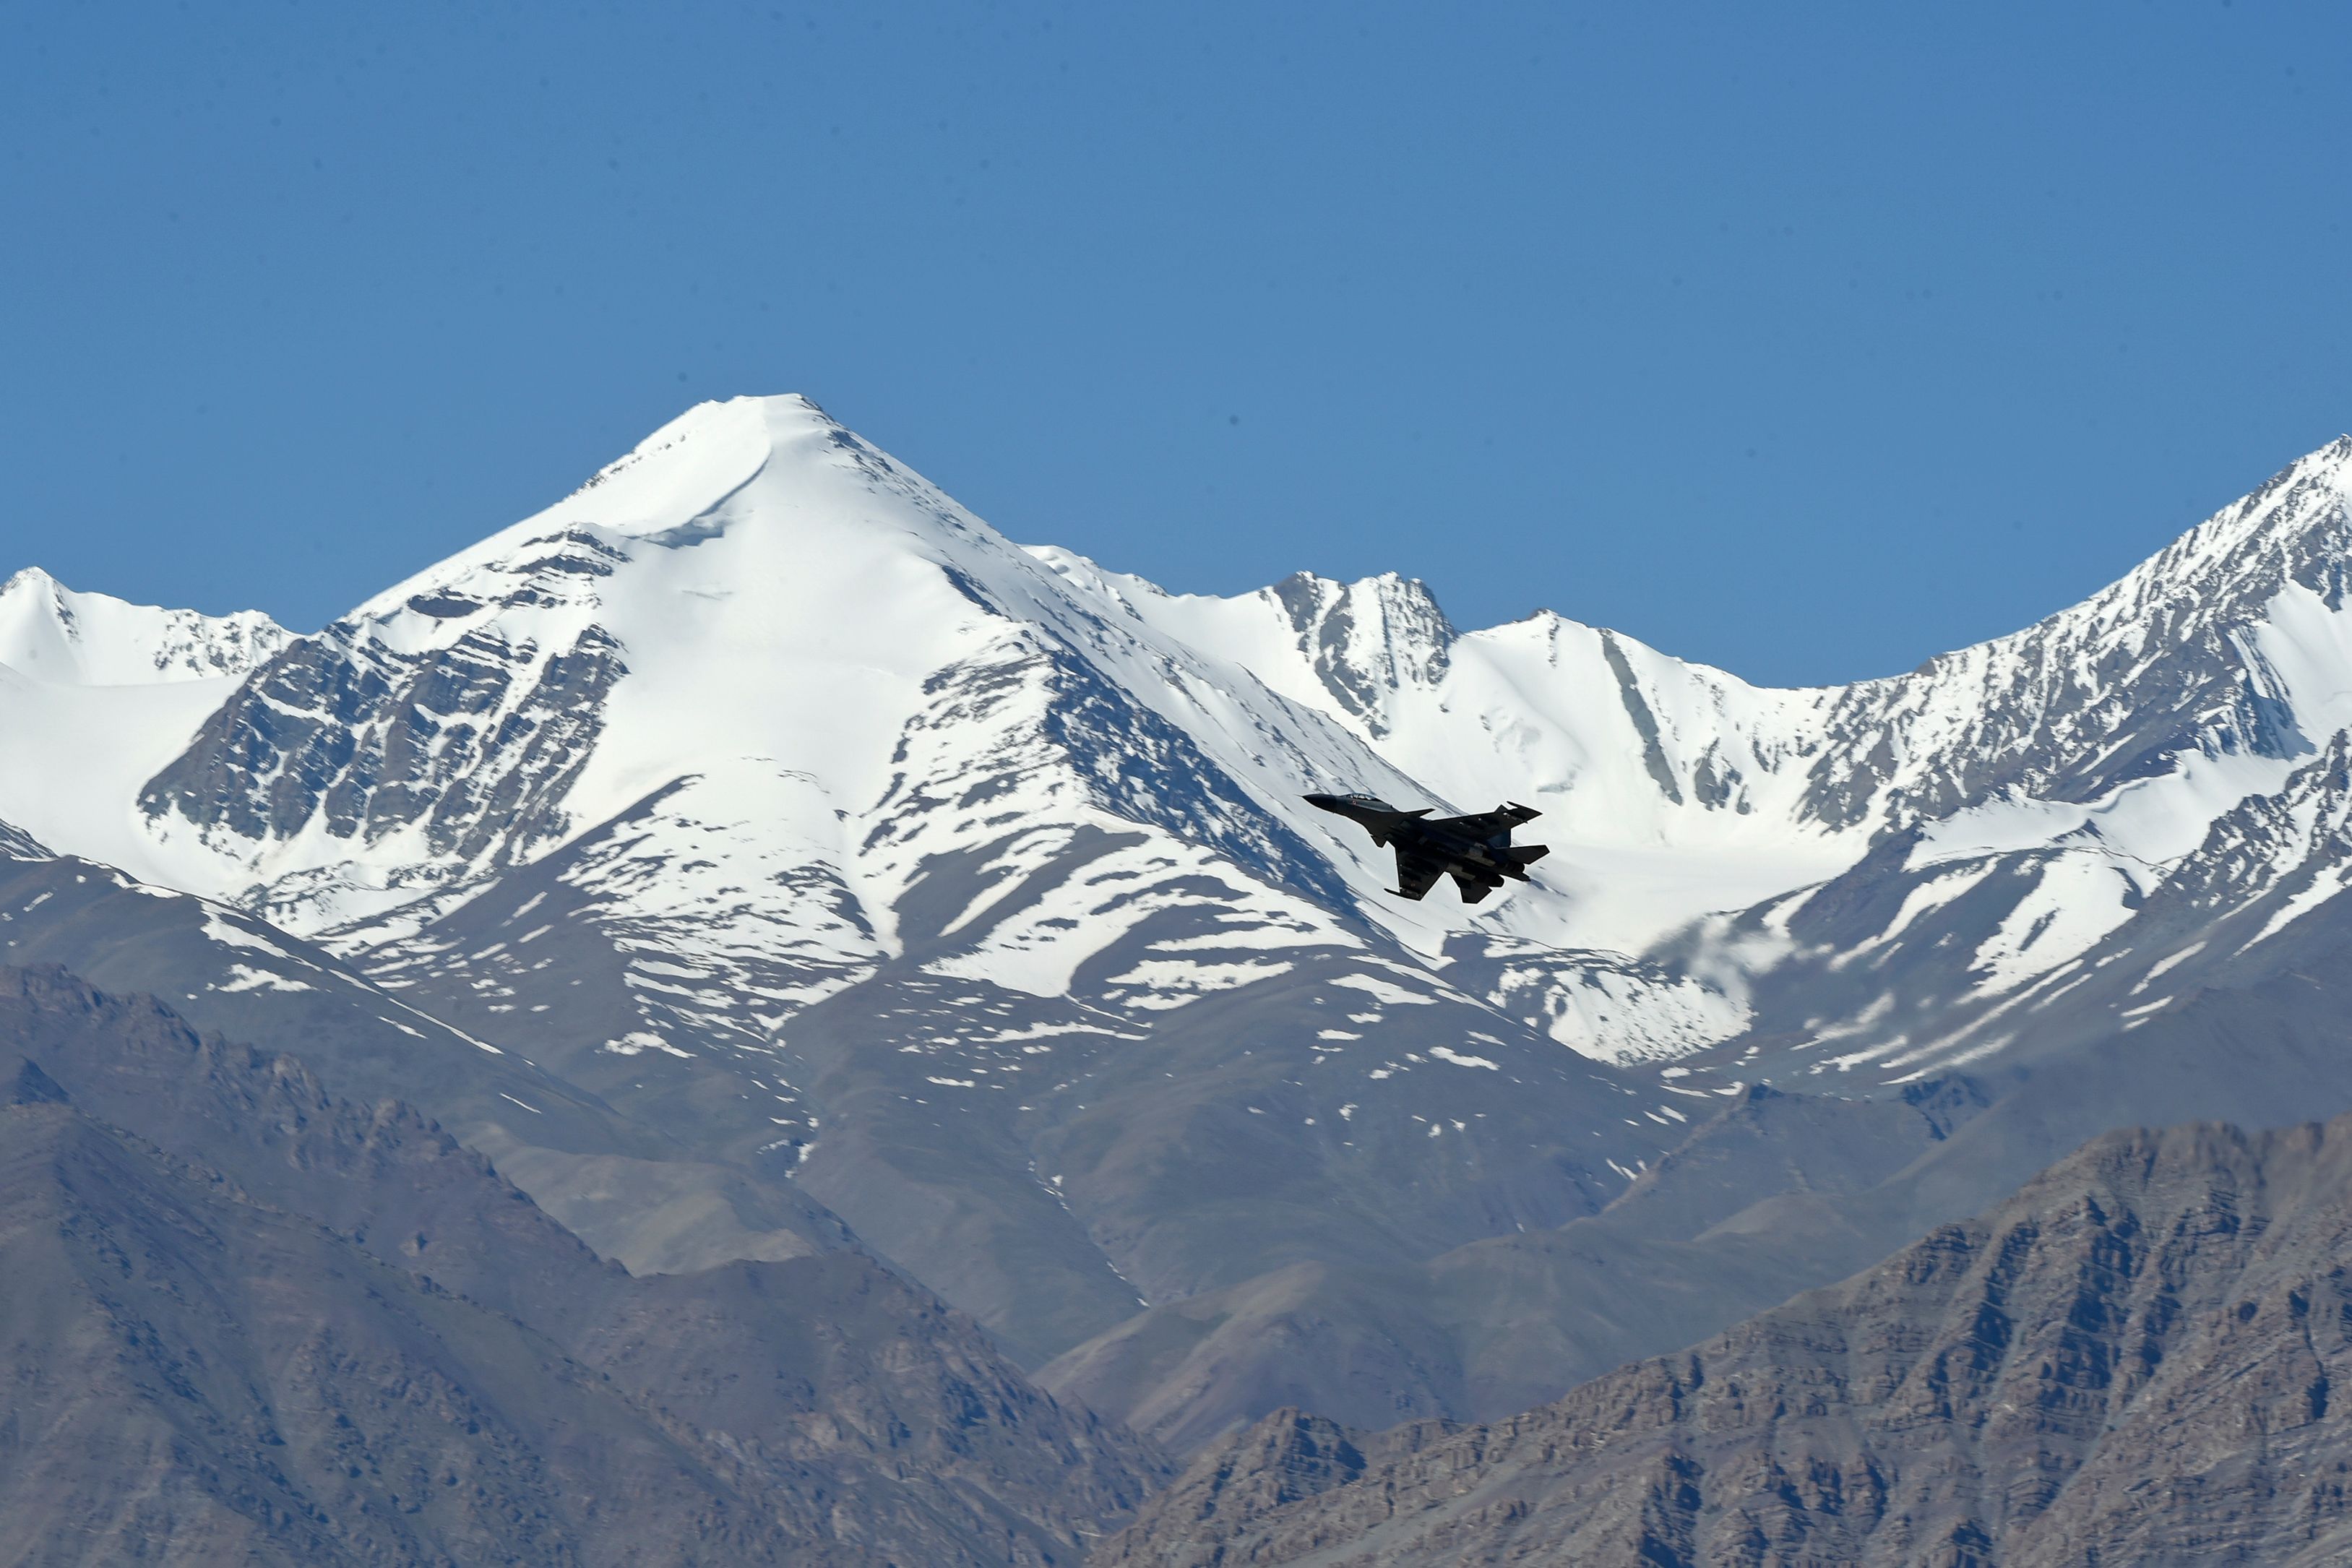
[1304,792,1549,902]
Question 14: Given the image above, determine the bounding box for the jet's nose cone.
[1304,793,1345,812]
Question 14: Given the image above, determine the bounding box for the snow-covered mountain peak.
[1955,434,2352,665]
[1260,570,1457,733]
[0,567,290,685]
[344,395,850,626]
[1028,561,1460,744]
[124,392,1397,1018]
[0,816,51,861]
[559,392,841,537]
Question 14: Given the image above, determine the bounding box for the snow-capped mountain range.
[7,394,2352,1381]
[14,400,2351,1060]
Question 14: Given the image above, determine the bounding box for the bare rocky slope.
[1098,1109,2352,1567]
[0,966,1163,1567]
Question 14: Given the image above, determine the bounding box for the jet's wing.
[1388,845,1444,901]
[1451,871,1499,905]
[1429,803,1541,840]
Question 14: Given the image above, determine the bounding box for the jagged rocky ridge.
[0,566,288,683]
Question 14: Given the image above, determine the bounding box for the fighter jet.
[1304,792,1550,904]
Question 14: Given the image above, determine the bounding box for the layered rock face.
[1099,1111,2352,1567]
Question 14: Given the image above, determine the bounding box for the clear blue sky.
[3,1,2344,686]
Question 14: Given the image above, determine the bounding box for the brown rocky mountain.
[1098,1110,2352,1567]
[0,966,1163,1566]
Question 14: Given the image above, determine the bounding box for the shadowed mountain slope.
[0,966,1163,1567]
[1098,1108,2352,1567]
[1041,1078,1991,1452]
[0,1075,855,1567]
